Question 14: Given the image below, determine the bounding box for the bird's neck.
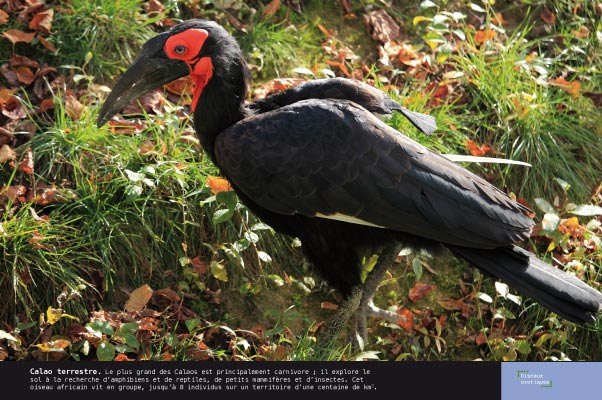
[192,55,250,164]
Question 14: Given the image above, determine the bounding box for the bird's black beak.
[96,37,190,128]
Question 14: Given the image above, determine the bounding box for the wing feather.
[215,99,533,248]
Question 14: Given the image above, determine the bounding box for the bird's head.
[97,20,245,128]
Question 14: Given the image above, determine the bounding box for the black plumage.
[97,20,602,342]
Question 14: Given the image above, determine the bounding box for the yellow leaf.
[210,261,228,282]
[125,284,153,312]
[46,307,78,325]
[413,16,433,25]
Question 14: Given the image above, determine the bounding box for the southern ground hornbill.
[97,20,602,346]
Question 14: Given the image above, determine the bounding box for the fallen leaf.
[206,176,233,194]
[253,77,304,99]
[37,35,57,52]
[2,29,36,44]
[320,301,339,310]
[29,9,53,34]
[154,288,180,302]
[165,76,194,97]
[540,9,556,25]
[0,144,16,163]
[396,309,414,332]
[474,29,496,44]
[475,332,488,346]
[0,88,17,107]
[18,147,34,174]
[125,284,154,312]
[550,76,579,98]
[340,0,353,14]
[14,66,36,85]
[11,54,40,69]
[0,10,9,24]
[583,92,602,108]
[191,256,209,275]
[409,282,436,302]
[1,95,27,120]
[0,184,27,203]
[114,353,135,361]
[492,13,507,26]
[362,9,400,43]
[64,92,86,120]
[262,0,281,18]
[325,60,351,77]
[465,139,491,156]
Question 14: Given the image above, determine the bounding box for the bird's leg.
[353,243,404,346]
[318,285,363,351]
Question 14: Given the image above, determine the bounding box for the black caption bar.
[3,361,500,399]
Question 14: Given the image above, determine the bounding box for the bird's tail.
[448,245,602,323]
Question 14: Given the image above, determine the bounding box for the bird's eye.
[174,45,187,54]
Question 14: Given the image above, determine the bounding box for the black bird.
[97,20,602,344]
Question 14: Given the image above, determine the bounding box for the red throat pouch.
[190,57,213,110]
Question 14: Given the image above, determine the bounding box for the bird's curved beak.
[96,47,190,128]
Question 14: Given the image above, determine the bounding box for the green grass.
[52,0,162,82]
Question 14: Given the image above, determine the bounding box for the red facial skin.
[164,29,214,110]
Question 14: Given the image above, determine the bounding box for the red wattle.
[190,57,213,110]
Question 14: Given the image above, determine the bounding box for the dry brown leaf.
[29,9,53,33]
[0,10,9,25]
[465,139,492,156]
[409,282,436,302]
[253,77,305,99]
[14,66,36,85]
[262,0,281,18]
[550,76,580,98]
[64,92,85,120]
[125,284,154,312]
[37,35,57,52]
[0,88,17,107]
[541,9,556,25]
[320,301,339,310]
[191,256,209,275]
[397,309,414,332]
[325,60,351,77]
[18,147,34,174]
[583,92,602,108]
[362,9,400,43]
[474,29,497,44]
[206,176,233,194]
[0,144,16,163]
[11,54,40,69]
[1,95,27,120]
[2,29,36,44]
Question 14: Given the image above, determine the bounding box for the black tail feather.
[449,245,602,323]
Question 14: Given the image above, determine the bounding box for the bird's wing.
[215,99,533,248]
[249,78,437,135]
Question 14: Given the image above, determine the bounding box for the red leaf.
[396,309,414,332]
[18,147,34,174]
[29,9,54,34]
[464,139,491,156]
[409,282,436,302]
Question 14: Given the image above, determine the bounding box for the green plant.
[52,0,163,81]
